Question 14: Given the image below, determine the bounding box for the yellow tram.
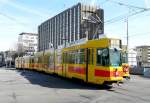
[15,38,124,85]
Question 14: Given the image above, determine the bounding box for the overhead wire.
[122,31,150,38]
[0,11,26,26]
[107,0,148,10]
[105,9,150,24]
[103,0,150,47]
[104,0,150,25]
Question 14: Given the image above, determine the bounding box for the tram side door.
[86,48,95,83]
[62,53,67,77]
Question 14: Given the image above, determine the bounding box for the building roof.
[39,2,101,26]
[136,45,150,48]
[19,32,38,36]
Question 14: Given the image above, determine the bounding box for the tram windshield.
[109,48,121,66]
[97,48,121,66]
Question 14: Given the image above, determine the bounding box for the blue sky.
[0,0,150,51]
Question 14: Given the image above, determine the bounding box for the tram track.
[107,85,150,103]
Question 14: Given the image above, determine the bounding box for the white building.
[18,32,38,55]
[122,45,137,66]
[136,46,150,68]
[128,49,137,66]
[135,46,150,76]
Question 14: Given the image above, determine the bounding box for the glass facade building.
[38,3,104,51]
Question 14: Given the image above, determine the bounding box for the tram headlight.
[123,65,129,73]
[114,69,119,77]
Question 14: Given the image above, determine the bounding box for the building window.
[31,37,34,39]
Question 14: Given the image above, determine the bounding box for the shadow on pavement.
[16,69,112,90]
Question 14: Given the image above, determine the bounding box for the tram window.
[49,55,53,65]
[79,49,85,64]
[97,48,109,66]
[67,49,85,64]
[69,52,75,64]
[68,52,71,63]
[63,53,66,64]
[68,52,73,64]
[35,57,38,63]
[63,54,65,63]
[72,53,75,64]
[39,57,42,63]
[57,55,62,64]
[63,53,68,64]
[68,53,71,63]
[97,49,102,65]
[80,53,85,64]
[32,58,34,63]
[74,51,77,64]
[75,51,80,64]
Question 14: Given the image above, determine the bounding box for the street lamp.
[126,16,129,51]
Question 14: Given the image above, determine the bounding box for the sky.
[0,0,150,51]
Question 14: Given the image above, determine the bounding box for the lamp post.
[126,16,129,51]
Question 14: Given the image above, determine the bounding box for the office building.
[18,32,38,55]
[136,46,150,68]
[38,3,104,51]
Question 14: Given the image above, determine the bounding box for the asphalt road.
[0,67,150,103]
